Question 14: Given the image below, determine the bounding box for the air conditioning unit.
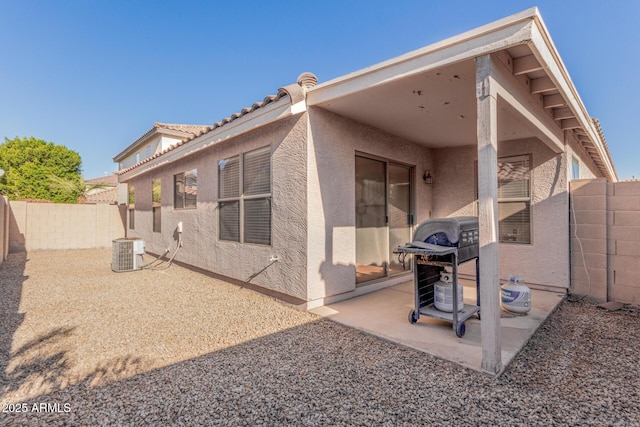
[112,238,145,272]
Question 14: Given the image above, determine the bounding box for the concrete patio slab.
[311,278,566,373]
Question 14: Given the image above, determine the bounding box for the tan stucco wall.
[125,115,309,300]
[118,135,182,171]
[565,131,601,181]
[433,138,570,288]
[8,201,126,252]
[306,107,433,302]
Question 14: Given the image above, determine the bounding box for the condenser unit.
[112,238,145,272]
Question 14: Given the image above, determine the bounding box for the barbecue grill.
[395,216,480,337]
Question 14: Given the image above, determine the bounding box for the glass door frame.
[355,152,415,285]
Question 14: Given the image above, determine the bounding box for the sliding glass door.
[355,155,412,284]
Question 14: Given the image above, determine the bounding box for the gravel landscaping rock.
[1,250,639,426]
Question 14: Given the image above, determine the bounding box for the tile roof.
[114,122,211,161]
[84,187,118,204]
[85,174,118,186]
[116,84,300,176]
[592,118,618,180]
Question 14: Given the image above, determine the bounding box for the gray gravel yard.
[1,249,639,426]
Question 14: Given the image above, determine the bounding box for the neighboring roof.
[113,122,211,162]
[85,174,118,186]
[115,78,309,176]
[85,186,118,204]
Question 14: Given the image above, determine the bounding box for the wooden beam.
[561,118,581,130]
[553,107,575,120]
[513,54,543,75]
[530,77,556,94]
[476,54,502,376]
[543,93,565,109]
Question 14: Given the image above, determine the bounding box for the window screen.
[498,156,531,244]
[218,147,271,245]
[219,157,240,199]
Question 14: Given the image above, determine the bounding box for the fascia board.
[113,128,158,161]
[118,99,300,182]
[307,11,537,106]
[528,18,617,180]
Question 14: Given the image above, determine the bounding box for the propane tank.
[434,271,464,312]
[501,275,531,314]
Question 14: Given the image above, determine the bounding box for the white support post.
[476,54,502,375]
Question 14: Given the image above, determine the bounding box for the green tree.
[0,136,83,203]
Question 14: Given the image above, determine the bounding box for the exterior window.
[128,185,135,230]
[152,178,161,232]
[135,152,140,163]
[498,155,531,244]
[174,169,197,209]
[146,145,152,159]
[572,156,580,180]
[218,146,271,245]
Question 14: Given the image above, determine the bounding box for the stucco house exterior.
[115,8,616,371]
[113,122,211,171]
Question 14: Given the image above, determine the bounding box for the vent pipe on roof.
[297,72,318,89]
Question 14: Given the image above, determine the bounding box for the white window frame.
[218,146,272,245]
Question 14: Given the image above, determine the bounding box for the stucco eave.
[306,9,537,106]
[526,17,617,181]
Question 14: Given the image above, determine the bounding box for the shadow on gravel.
[3,301,640,426]
[3,327,75,398]
[0,252,28,394]
[0,252,146,405]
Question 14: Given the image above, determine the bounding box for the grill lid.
[413,216,478,244]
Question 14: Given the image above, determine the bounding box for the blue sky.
[1,1,638,180]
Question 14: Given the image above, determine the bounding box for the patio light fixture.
[423,170,433,185]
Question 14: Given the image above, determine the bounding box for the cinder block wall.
[570,179,608,301]
[607,182,640,303]
[0,196,8,264]
[570,179,640,303]
[8,201,126,252]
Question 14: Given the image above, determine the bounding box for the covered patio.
[311,280,565,373]
[305,8,615,374]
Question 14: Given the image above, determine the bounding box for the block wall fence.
[7,201,126,254]
[0,196,8,264]
[1,184,638,306]
[570,179,640,304]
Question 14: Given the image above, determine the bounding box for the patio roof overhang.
[306,7,617,181]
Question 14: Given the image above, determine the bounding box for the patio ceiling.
[309,59,542,148]
[306,8,617,181]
